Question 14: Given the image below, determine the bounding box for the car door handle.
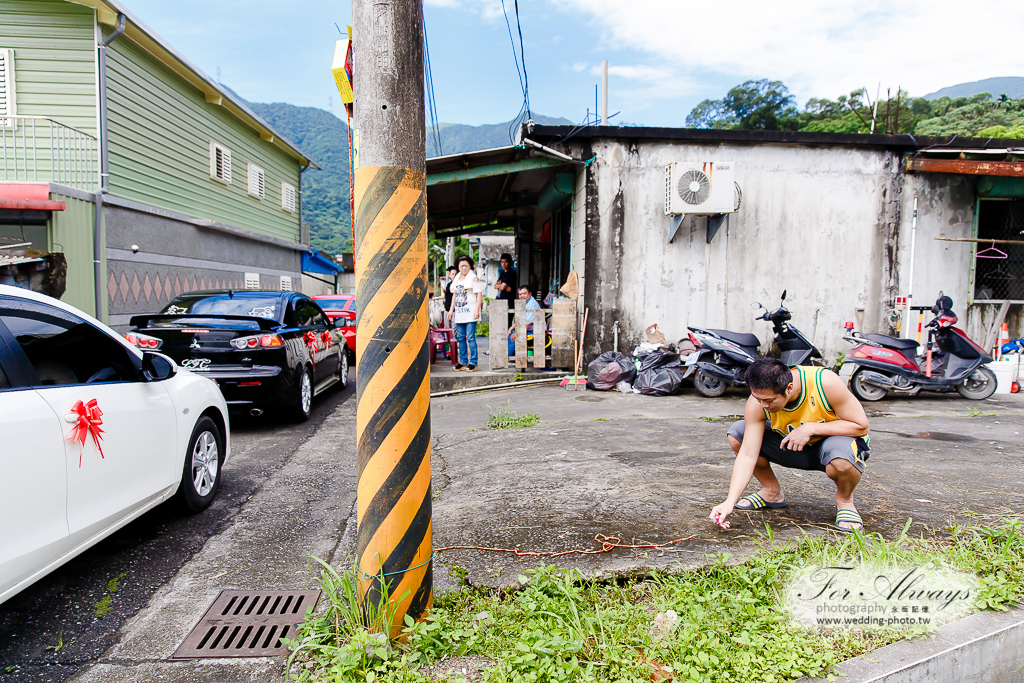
[65,413,80,423]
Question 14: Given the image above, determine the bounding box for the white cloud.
[552,0,1024,102]
[424,0,463,7]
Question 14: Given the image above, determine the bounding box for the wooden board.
[550,299,577,369]
[533,307,546,368]
[514,299,528,369]
[489,299,508,370]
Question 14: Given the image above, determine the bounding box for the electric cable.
[423,14,443,156]
[501,0,531,144]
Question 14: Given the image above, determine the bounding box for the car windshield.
[317,296,354,311]
[160,294,284,321]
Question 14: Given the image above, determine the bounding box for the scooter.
[840,293,997,401]
[688,290,822,397]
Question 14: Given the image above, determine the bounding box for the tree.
[685,79,797,130]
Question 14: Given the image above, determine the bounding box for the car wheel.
[337,348,349,389]
[178,416,222,513]
[850,369,887,402]
[291,366,313,422]
[693,369,728,398]
[955,366,997,400]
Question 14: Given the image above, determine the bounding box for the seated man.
[709,358,871,532]
[507,284,542,356]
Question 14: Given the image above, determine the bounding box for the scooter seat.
[707,329,761,349]
[862,333,919,351]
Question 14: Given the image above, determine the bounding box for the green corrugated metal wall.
[0,0,97,134]
[50,193,98,316]
[104,36,303,244]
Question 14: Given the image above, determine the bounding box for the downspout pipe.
[94,12,125,322]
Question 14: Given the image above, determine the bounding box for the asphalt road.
[0,377,354,683]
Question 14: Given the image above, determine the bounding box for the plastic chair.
[429,327,457,367]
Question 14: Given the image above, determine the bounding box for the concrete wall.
[103,202,301,329]
[572,138,992,363]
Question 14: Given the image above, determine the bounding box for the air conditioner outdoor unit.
[664,161,739,216]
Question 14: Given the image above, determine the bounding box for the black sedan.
[128,290,348,421]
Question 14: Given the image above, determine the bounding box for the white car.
[0,285,230,605]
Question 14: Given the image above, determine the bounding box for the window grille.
[0,49,15,129]
[281,182,296,212]
[247,163,265,199]
[209,142,232,183]
[244,272,260,289]
[974,199,1024,303]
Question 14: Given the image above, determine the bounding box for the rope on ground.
[434,532,698,559]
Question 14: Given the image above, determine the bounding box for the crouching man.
[709,359,871,532]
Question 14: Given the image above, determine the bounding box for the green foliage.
[914,94,1024,137]
[245,101,355,257]
[486,401,540,430]
[287,520,1024,682]
[476,322,490,337]
[686,79,798,130]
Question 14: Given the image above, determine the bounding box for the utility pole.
[352,0,432,633]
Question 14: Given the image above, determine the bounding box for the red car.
[313,295,355,362]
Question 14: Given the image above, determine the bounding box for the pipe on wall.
[94,13,125,321]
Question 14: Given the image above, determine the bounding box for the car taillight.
[231,334,284,349]
[125,332,162,349]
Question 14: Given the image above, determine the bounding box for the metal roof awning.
[426,141,580,235]
[301,247,342,276]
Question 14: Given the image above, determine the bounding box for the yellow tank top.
[764,366,837,442]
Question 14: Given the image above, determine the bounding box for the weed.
[514,372,524,381]
[45,632,64,653]
[287,520,1024,683]
[593,417,609,422]
[967,407,997,417]
[93,595,111,618]
[485,401,540,430]
[834,350,846,372]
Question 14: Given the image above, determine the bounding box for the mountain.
[426,114,573,157]
[245,101,355,257]
[924,77,1024,101]
[239,92,571,255]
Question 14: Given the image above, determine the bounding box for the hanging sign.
[332,27,354,118]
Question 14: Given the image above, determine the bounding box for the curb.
[803,607,1024,682]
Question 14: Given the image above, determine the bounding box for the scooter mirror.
[751,302,762,310]
[781,290,787,301]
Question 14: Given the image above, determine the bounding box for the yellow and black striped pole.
[352,0,431,634]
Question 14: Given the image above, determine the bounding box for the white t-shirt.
[450,272,484,324]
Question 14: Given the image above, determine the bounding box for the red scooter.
[840,294,997,401]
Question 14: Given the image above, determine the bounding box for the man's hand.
[709,501,735,529]
[780,424,816,451]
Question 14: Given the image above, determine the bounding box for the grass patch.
[286,520,1024,682]
[699,414,744,423]
[967,406,997,417]
[593,417,609,422]
[486,402,540,430]
[93,571,126,618]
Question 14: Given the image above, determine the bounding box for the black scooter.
[688,291,821,397]
[841,294,997,401]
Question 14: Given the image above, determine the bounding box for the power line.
[501,0,531,144]
[423,14,443,156]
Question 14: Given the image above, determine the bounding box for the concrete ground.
[66,384,1024,681]
[429,387,1024,590]
[430,335,563,393]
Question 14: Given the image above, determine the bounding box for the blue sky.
[125,0,1024,127]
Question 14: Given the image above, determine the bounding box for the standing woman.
[448,255,484,371]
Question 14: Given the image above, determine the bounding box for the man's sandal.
[734,493,787,511]
[834,508,864,533]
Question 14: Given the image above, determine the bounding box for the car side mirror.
[142,351,176,382]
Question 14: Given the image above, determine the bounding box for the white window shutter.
[280,276,292,291]
[281,182,296,212]
[244,272,260,289]
[209,142,232,183]
[247,163,265,199]
[0,49,16,129]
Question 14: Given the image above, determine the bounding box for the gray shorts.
[727,420,868,473]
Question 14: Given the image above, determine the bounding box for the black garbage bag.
[587,351,637,391]
[637,348,681,372]
[634,366,686,396]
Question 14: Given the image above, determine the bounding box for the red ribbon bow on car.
[66,399,105,467]
[320,330,332,348]
[304,331,319,367]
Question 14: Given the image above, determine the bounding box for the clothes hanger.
[986,262,1016,280]
[976,240,1008,259]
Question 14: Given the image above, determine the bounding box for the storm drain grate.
[172,589,322,659]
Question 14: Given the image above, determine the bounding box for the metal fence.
[1,115,97,191]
